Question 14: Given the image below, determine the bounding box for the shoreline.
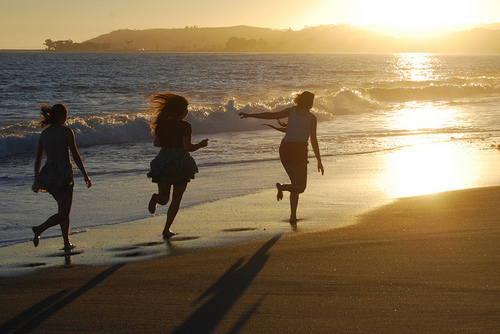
[1,142,499,278]
[1,185,498,332]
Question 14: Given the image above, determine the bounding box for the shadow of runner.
[0,263,125,333]
[172,234,282,334]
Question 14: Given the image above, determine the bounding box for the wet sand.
[1,185,499,333]
[1,142,500,333]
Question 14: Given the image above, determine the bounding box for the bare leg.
[289,192,299,225]
[162,182,188,238]
[279,163,307,224]
[276,183,284,201]
[33,185,73,249]
[149,182,172,214]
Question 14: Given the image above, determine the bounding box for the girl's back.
[41,125,70,164]
[283,107,313,143]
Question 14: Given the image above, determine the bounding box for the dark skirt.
[36,161,74,194]
[147,147,198,184]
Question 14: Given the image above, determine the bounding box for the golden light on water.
[391,54,455,131]
[395,104,451,131]
[393,53,436,81]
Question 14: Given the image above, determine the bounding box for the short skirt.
[147,147,198,184]
[36,161,74,194]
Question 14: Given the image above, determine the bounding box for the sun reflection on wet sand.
[382,142,484,198]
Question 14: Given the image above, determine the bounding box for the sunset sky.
[1,0,499,49]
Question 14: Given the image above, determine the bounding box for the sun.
[315,0,482,37]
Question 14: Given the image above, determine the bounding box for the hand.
[317,161,324,175]
[84,176,92,188]
[238,112,249,119]
[200,139,209,147]
[32,180,40,193]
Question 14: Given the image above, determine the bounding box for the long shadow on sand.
[0,263,125,333]
[172,233,282,334]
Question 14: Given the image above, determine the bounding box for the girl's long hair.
[39,103,68,128]
[149,93,189,135]
[294,91,315,109]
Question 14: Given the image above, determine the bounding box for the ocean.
[1,51,500,249]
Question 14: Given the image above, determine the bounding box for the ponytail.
[39,103,68,128]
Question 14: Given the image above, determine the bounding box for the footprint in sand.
[116,251,150,258]
[49,251,83,257]
[109,246,141,252]
[135,242,164,247]
[23,262,47,268]
[222,228,258,232]
[169,236,200,241]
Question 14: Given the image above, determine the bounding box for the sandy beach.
[1,144,499,333]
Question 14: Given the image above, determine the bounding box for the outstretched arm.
[239,107,293,120]
[64,127,92,188]
[310,115,324,175]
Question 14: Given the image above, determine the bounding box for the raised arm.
[239,107,293,120]
[310,115,324,175]
[64,127,92,188]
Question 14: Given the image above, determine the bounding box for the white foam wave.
[319,88,381,116]
[5,82,483,159]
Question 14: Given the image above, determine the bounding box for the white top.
[282,107,313,143]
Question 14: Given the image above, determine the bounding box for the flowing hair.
[39,103,68,128]
[149,93,189,136]
[294,91,315,109]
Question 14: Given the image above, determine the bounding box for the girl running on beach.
[147,93,208,238]
[32,103,92,252]
[239,91,324,225]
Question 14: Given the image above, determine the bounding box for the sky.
[1,0,499,49]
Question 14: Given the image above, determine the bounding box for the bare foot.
[162,231,177,239]
[148,194,158,214]
[289,217,298,227]
[32,227,40,247]
[62,244,76,253]
[276,183,283,201]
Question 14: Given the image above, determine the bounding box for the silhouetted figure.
[147,93,208,238]
[239,91,324,225]
[32,103,92,252]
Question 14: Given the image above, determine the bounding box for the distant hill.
[46,24,500,53]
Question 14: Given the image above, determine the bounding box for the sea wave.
[0,91,381,158]
[367,83,500,102]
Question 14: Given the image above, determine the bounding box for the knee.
[157,194,169,205]
[293,186,306,194]
[58,212,71,222]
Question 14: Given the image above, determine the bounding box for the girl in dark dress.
[32,103,92,252]
[147,93,208,238]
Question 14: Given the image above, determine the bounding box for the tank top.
[282,107,313,143]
